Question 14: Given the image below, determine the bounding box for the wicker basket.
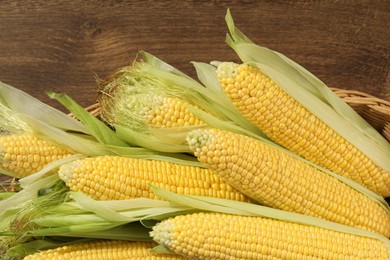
[331,88,390,142]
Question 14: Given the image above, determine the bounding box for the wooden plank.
[0,0,388,112]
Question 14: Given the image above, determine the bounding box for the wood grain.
[0,0,389,112]
[0,0,389,190]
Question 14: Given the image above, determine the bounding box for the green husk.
[0,192,16,201]
[115,124,193,153]
[0,101,30,135]
[48,92,128,148]
[224,9,390,175]
[0,178,194,257]
[1,181,196,241]
[0,82,87,134]
[5,223,152,259]
[16,113,112,157]
[0,174,59,213]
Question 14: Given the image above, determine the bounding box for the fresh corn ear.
[24,240,183,259]
[58,155,249,202]
[186,128,390,237]
[98,63,205,132]
[99,91,204,129]
[151,212,390,259]
[0,133,75,178]
[215,61,390,197]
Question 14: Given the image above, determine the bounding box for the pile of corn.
[1,10,390,259]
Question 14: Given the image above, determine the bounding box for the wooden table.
[0,0,389,188]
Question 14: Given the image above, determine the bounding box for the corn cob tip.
[150,220,174,248]
[58,160,82,184]
[216,62,239,79]
[186,129,214,152]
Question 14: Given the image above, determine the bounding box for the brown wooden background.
[0,0,389,188]
[0,0,389,111]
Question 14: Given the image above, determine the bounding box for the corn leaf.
[189,106,269,140]
[0,167,18,178]
[114,124,192,153]
[10,227,148,260]
[0,81,87,133]
[0,192,15,201]
[25,191,196,234]
[57,222,153,241]
[140,51,193,80]
[139,52,234,121]
[17,113,114,156]
[48,92,128,147]
[0,101,30,135]
[0,174,59,213]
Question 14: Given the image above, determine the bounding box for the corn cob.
[151,212,390,259]
[216,62,390,197]
[58,155,249,202]
[100,93,204,129]
[0,133,74,178]
[98,64,204,130]
[186,128,390,237]
[24,240,183,259]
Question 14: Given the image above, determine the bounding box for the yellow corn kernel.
[145,95,203,128]
[216,62,390,197]
[151,212,390,259]
[186,128,390,237]
[58,155,249,202]
[24,240,183,259]
[0,134,74,178]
